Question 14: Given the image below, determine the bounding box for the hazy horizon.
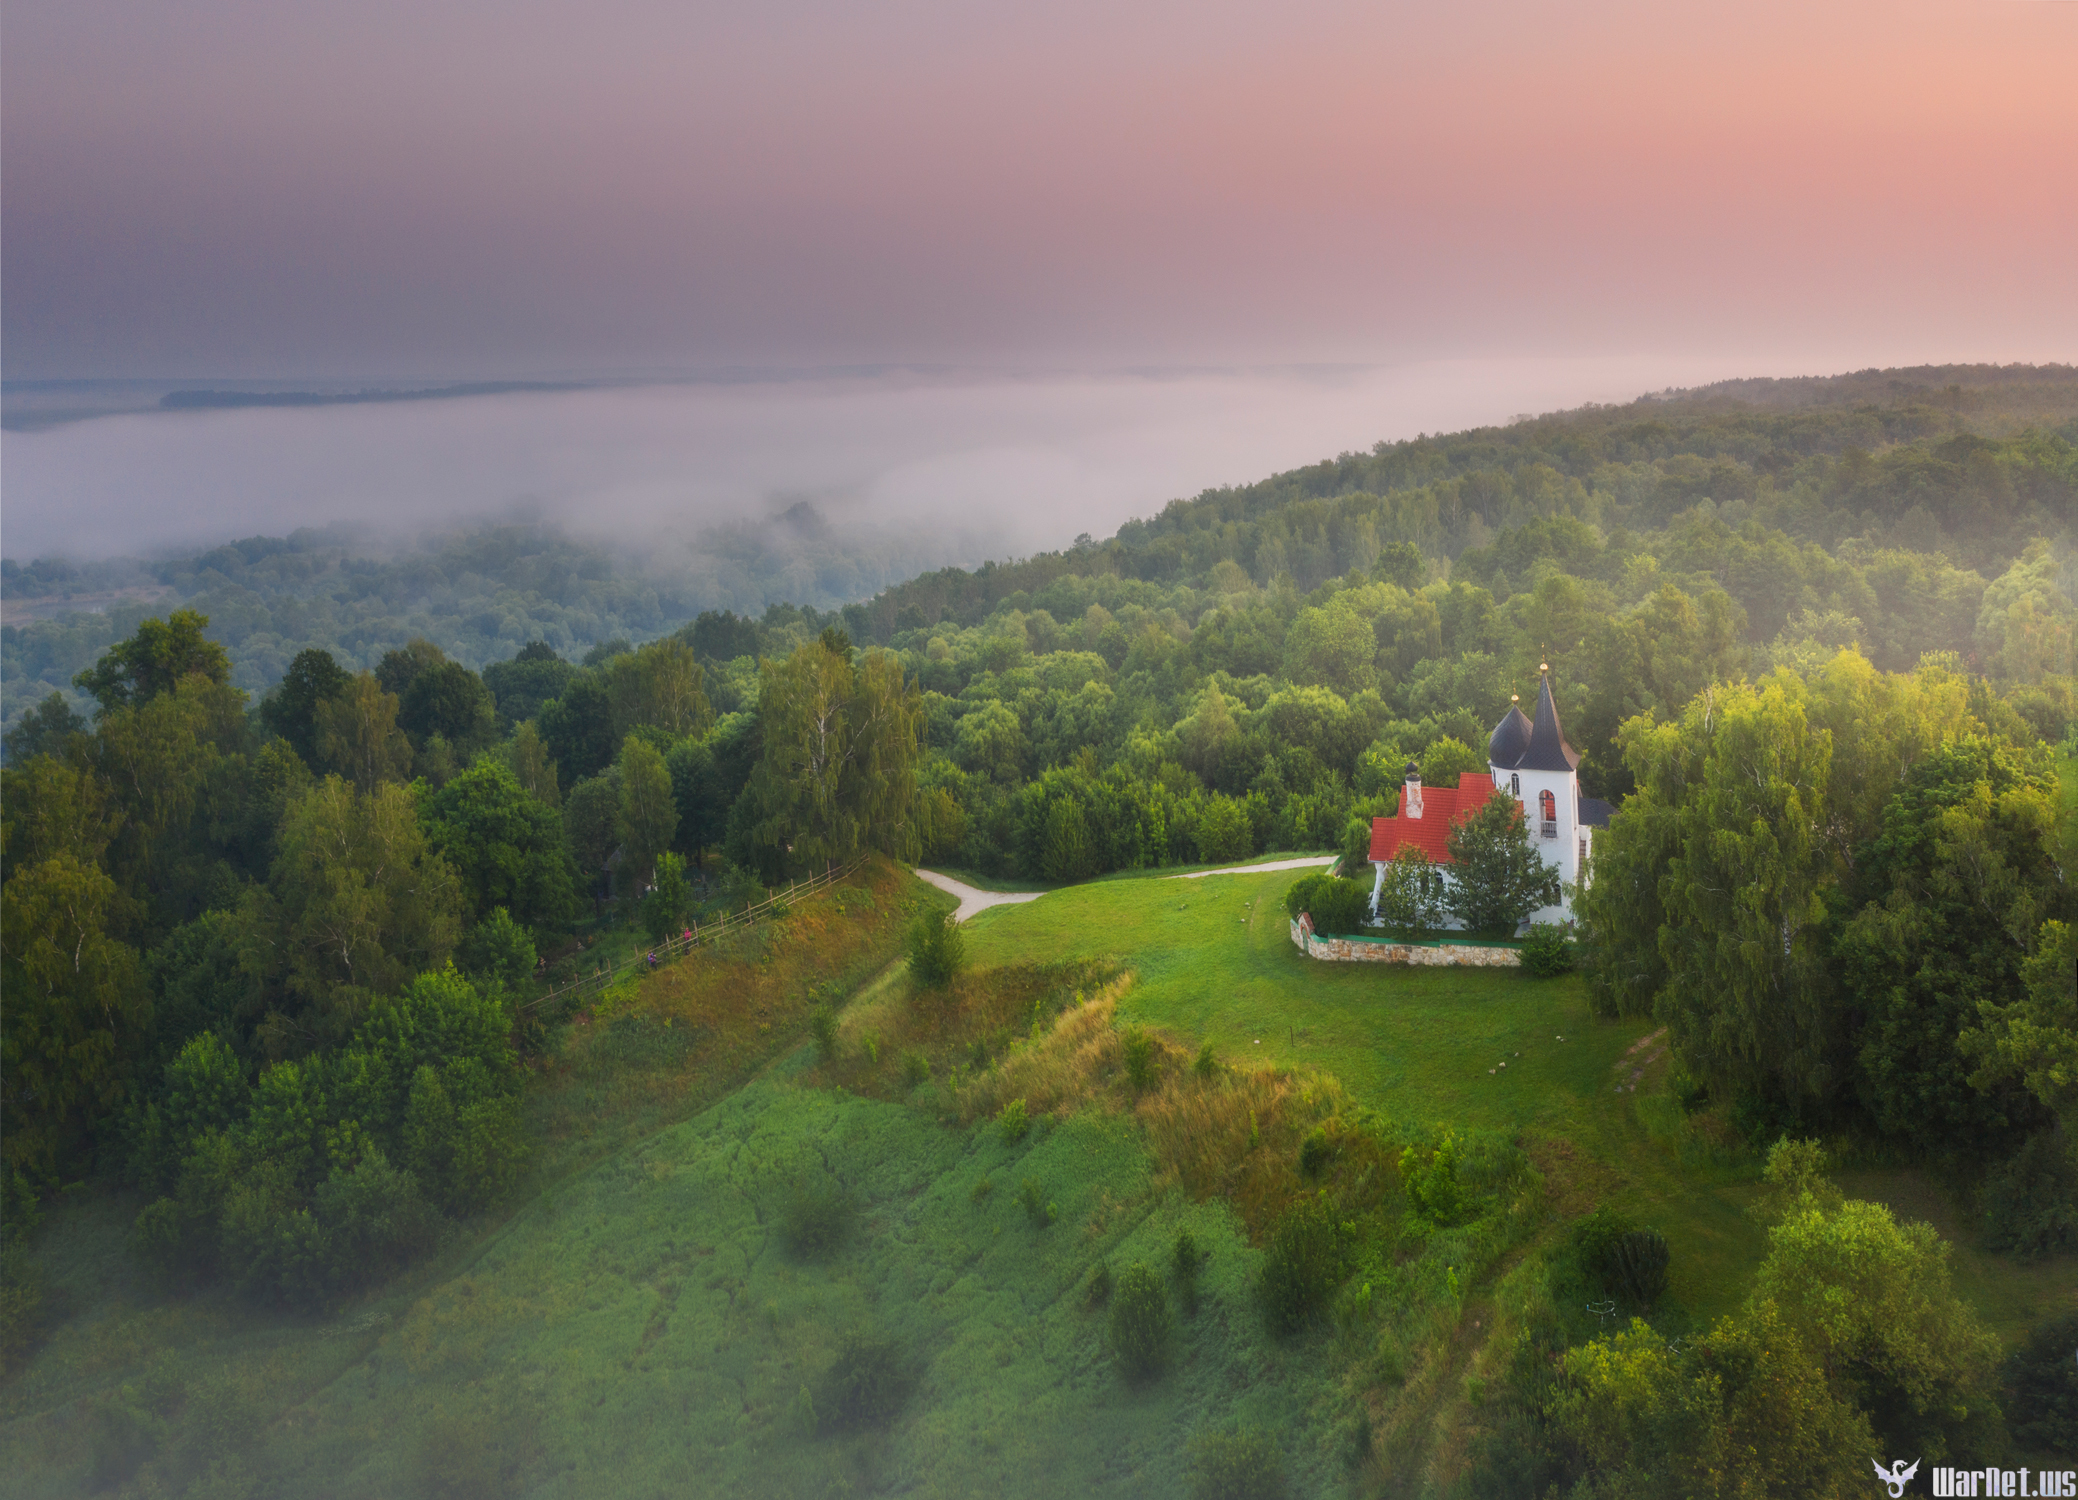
[2,353,1884,565]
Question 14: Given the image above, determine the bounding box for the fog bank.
[2,357,1759,568]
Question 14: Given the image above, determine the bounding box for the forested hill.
[0,504,975,743]
[843,362,2078,641]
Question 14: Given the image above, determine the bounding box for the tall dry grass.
[845,967,1400,1240]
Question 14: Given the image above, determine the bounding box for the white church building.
[1366,668,1612,928]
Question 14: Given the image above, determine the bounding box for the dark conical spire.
[1488,691,1533,769]
[1520,667,1580,772]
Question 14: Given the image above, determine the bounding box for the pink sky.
[4,0,2074,376]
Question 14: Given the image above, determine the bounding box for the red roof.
[1368,775,1502,864]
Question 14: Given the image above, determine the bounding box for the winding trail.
[916,855,1339,922]
[1167,856,1338,879]
[913,870,1047,923]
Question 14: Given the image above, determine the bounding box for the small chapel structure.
[1366,667,1613,929]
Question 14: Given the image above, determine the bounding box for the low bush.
[1172,1229,1206,1315]
[1083,1260,1115,1308]
[1519,922,1575,977]
[815,1331,911,1431]
[1298,1127,1334,1180]
[1108,1262,1173,1381]
[1193,1042,1220,1080]
[779,1182,852,1259]
[998,1097,1030,1143]
[809,1006,839,1066]
[1283,873,1371,936]
[1017,1178,1056,1227]
[1188,1426,1287,1500]
[1566,1207,1669,1309]
[1399,1131,1465,1226]
[2003,1311,2078,1456]
[900,1049,932,1088]
[1258,1194,1349,1335]
[1983,1132,2078,1260]
[1602,1229,1669,1309]
[905,910,967,990]
[1123,1028,1158,1092]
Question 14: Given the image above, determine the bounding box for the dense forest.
[3,365,2076,1488]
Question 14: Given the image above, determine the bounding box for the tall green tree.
[1,852,150,1175]
[314,673,413,792]
[1442,795,1561,935]
[260,648,351,768]
[72,608,232,716]
[616,737,678,891]
[1839,739,2062,1154]
[744,635,923,871]
[481,641,575,727]
[416,758,575,931]
[538,675,618,789]
[398,661,498,757]
[607,638,712,741]
[237,776,465,1057]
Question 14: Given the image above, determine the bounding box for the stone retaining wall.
[1290,918,1521,967]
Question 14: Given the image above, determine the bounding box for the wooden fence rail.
[519,857,867,1013]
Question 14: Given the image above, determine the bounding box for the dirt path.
[1168,856,1338,880]
[914,869,1047,923]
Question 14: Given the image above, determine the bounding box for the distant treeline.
[157,381,582,410]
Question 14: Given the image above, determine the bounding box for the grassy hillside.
[949,861,2076,1341]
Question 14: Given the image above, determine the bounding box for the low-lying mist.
[1,357,1753,570]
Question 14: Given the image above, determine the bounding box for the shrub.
[312,1148,440,1293]
[1399,1131,1465,1226]
[905,910,967,990]
[1193,1042,1220,1080]
[779,1182,852,1258]
[998,1097,1030,1143]
[815,1332,911,1431]
[1982,1132,2078,1260]
[1122,1028,1158,1092]
[1083,1260,1115,1308]
[900,1049,932,1088]
[1258,1194,1349,1335]
[1017,1178,1056,1227]
[1172,1229,1206,1315]
[2003,1311,2078,1456]
[1108,1262,1172,1381]
[809,1006,839,1066]
[1286,874,1369,936]
[1375,846,1446,938]
[1298,1127,1334,1180]
[0,1242,47,1375]
[1519,922,1576,977]
[1283,873,1329,919]
[1188,1426,1287,1500]
[1603,1229,1670,1308]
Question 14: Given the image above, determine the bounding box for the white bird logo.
[1872,1458,1920,1498]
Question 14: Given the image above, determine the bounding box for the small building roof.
[1488,704,1532,768]
[1578,795,1614,829]
[1369,774,1499,865]
[1489,671,1579,773]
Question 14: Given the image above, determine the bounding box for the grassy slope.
[958,863,2077,1339]
[0,868,1356,1500]
[959,867,1766,1322]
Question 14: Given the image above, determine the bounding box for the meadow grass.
[956,866,1772,1323]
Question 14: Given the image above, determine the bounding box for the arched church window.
[1510,773,1520,796]
[1538,788,1557,838]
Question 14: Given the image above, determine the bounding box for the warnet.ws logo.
[1881,1463,2078,1497]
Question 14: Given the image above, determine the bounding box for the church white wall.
[1491,763,1575,925]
